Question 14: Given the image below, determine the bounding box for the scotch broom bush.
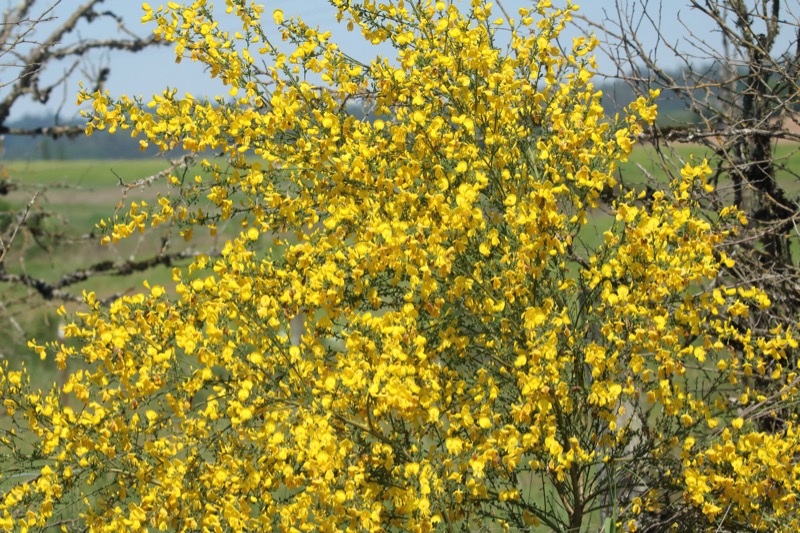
[2,0,799,531]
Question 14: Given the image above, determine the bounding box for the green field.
[620,141,800,194]
[1,142,799,384]
[0,158,211,385]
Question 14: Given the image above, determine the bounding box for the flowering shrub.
[1,1,799,531]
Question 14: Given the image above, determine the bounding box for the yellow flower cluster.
[1,1,798,531]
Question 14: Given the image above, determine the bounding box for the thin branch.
[638,125,800,144]
[0,123,84,138]
[0,249,210,303]
[0,191,38,263]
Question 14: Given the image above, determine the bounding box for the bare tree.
[0,1,157,136]
[578,1,800,530]
[0,2,205,359]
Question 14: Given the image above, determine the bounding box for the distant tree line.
[1,114,163,160]
[1,63,732,161]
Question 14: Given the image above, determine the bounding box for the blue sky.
[9,0,793,120]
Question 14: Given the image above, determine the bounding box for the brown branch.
[0,1,161,129]
[637,125,800,144]
[48,35,160,61]
[0,191,38,263]
[117,154,198,191]
[0,124,84,138]
[0,249,209,303]
[493,0,513,26]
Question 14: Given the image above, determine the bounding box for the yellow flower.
[8,1,798,531]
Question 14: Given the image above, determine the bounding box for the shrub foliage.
[1,1,798,531]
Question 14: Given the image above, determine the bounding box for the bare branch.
[0,123,85,138]
[0,191,38,263]
[0,249,211,304]
[638,125,800,143]
[0,1,165,129]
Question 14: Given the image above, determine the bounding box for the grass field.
[2,144,800,378]
[620,141,800,194]
[0,158,213,386]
